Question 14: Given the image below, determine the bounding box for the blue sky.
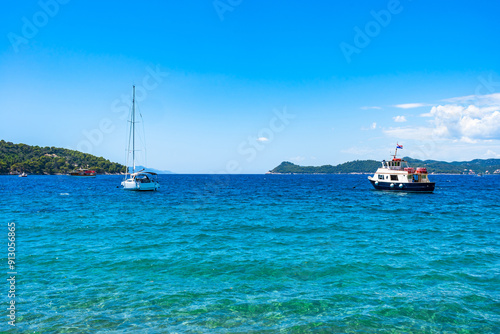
[1,0,500,173]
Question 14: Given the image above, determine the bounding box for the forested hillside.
[269,160,381,174]
[269,158,500,174]
[0,140,125,175]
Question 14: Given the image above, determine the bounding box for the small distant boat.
[69,169,96,177]
[121,85,160,191]
[367,144,435,192]
[19,172,27,177]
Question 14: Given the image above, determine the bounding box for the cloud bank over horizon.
[386,93,500,142]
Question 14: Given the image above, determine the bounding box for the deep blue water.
[1,174,499,333]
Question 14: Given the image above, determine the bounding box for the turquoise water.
[2,174,499,333]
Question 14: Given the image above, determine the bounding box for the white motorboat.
[367,144,435,192]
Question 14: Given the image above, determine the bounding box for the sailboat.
[121,85,160,191]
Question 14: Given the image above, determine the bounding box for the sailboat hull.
[121,179,160,191]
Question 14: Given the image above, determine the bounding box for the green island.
[0,140,125,175]
[269,158,500,174]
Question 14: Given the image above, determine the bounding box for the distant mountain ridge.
[0,140,125,175]
[135,166,174,174]
[269,157,500,174]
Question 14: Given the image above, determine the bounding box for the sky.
[1,0,500,173]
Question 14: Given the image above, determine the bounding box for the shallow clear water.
[1,174,499,333]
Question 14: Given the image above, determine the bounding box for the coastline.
[265,172,499,175]
[0,173,125,176]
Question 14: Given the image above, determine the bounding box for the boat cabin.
[133,173,153,183]
[381,159,409,170]
[129,172,158,184]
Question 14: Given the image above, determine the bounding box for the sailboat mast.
[132,85,136,173]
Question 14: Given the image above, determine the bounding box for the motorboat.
[368,144,435,192]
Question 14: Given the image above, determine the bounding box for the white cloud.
[393,115,407,123]
[442,93,500,105]
[384,126,434,140]
[394,103,429,109]
[426,104,500,140]
[442,95,476,103]
[289,156,305,162]
[257,137,269,142]
[362,122,378,131]
[456,137,478,144]
[485,150,500,158]
[361,106,382,110]
[385,93,500,142]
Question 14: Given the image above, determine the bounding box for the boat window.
[407,175,412,180]
[378,174,384,180]
[390,175,398,181]
[386,175,389,179]
[422,174,427,179]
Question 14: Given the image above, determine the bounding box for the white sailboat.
[121,85,160,191]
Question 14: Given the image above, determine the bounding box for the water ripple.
[2,174,499,332]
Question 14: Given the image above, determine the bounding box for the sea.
[1,174,499,333]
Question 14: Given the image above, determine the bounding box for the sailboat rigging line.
[125,104,134,178]
[140,112,148,169]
